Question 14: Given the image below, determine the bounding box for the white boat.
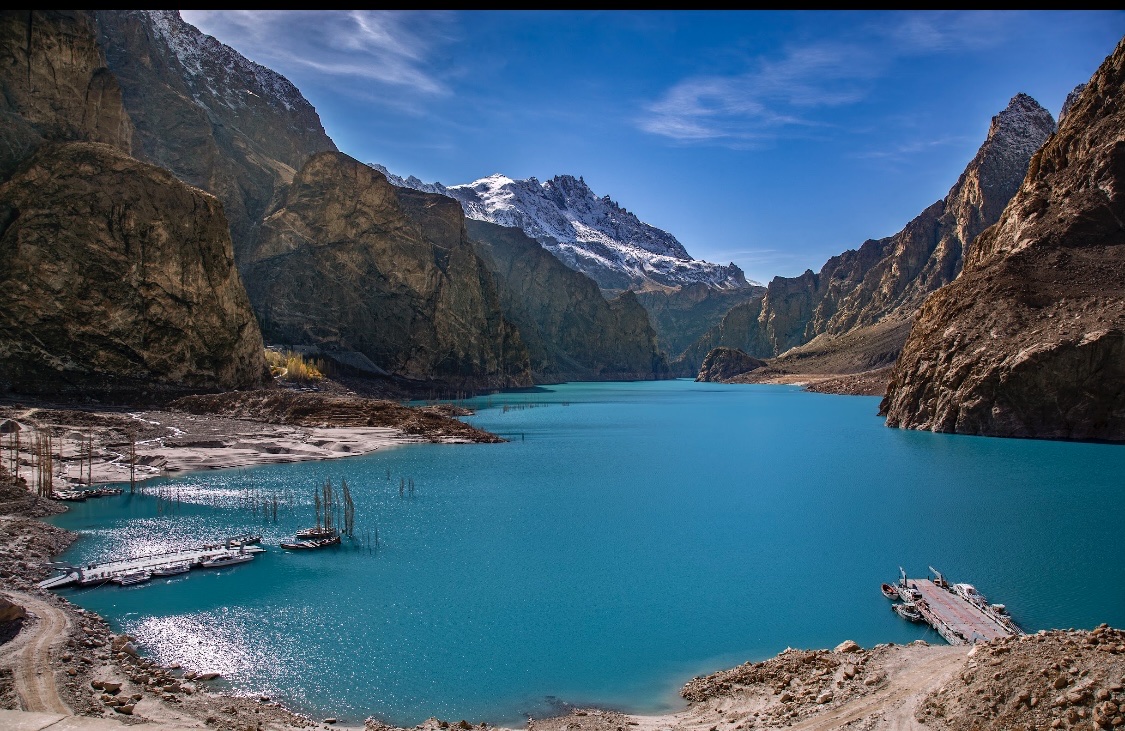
[199,552,253,568]
[892,603,924,622]
[953,583,988,607]
[114,570,152,586]
[295,526,338,540]
[152,562,191,576]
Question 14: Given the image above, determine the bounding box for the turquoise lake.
[48,380,1125,726]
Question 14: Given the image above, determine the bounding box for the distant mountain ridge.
[675,93,1057,375]
[372,165,751,292]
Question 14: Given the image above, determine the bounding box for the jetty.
[887,566,1023,645]
[38,538,265,590]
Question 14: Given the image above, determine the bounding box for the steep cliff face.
[677,95,1056,376]
[467,219,668,382]
[880,39,1125,441]
[93,10,337,261]
[0,10,133,180]
[0,142,268,398]
[243,152,532,391]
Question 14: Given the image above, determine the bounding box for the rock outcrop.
[695,347,767,383]
[0,10,133,180]
[880,38,1125,441]
[677,94,1056,378]
[0,142,268,398]
[93,10,337,261]
[243,152,532,391]
[467,219,668,382]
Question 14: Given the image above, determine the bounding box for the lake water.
[48,380,1125,726]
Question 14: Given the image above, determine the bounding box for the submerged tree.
[341,478,355,539]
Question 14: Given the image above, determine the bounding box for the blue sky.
[182,10,1125,285]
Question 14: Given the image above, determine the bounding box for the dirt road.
[786,646,966,730]
[0,590,71,713]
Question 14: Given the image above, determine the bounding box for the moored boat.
[199,552,254,568]
[152,562,191,576]
[280,535,341,550]
[114,570,152,586]
[881,583,900,600]
[892,602,924,622]
[295,526,338,540]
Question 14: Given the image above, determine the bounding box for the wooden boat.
[280,535,341,550]
[152,562,191,576]
[114,570,152,586]
[881,583,900,600]
[199,552,254,568]
[892,603,924,622]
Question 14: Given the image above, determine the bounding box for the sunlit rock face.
[880,39,1125,441]
[0,142,268,398]
[242,152,532,391]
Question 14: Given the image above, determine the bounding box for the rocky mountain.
[676,93,1057,377]
[0,10,268,400]
[93,10,338,263]
[1060,83,1087,123]
[695,347,767,383]
[242,152,532,392]
[467,219,668,381]
[0,142,268,399]
[0,10,134,179]
[373,165,750,293]
[880,38,1125,441]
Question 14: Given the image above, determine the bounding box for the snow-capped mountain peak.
[371,164,750,291]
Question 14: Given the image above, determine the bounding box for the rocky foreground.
[529,631,1125,731]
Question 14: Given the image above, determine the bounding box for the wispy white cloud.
[182,10,455,102]
[640,11,1013,146]
[853,134,971,163]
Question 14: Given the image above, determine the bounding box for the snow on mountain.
[145,10,314,117]
[371,164,751,291]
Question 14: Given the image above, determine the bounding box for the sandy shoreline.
[0,398,484,490]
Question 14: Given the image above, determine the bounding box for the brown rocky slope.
[880,37,1125,441]
[243,152,532,392]
[0,142,268,399]
[676,94,1055,378]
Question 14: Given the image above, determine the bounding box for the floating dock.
[888,566,1022,645]
[38,539,265,590]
